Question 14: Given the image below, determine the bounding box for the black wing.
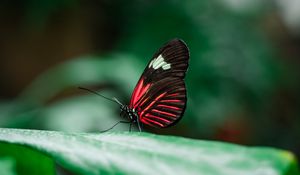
[129,39,189,128]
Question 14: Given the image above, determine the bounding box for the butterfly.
[80,39,189,131]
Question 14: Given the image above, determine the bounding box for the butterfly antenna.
[112,97,124,106]
[78,87,120,105]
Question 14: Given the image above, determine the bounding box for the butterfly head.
[120,105,137,121]
[120,105,127,112]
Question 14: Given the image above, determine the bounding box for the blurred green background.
[0,0,299,160]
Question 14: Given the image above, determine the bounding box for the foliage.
[0,128,298,175]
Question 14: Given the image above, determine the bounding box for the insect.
[80,39,189,131]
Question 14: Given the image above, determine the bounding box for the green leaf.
[0,128,298,175]
[0,143,55,175]
[0,157,16,175]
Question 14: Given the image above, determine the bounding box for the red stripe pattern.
[129,39,189,128]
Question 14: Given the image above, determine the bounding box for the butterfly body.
[120,39,189,131]
[120,105,138,123]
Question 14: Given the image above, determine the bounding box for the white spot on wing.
[148,59,154,68]
[149,54,171,70]
[153,55,164,69]
[162,64,171,70]
[154,61,165,69]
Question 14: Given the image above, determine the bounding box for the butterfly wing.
[129,39,189,128]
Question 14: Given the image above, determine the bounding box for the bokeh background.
[0,0,299,159]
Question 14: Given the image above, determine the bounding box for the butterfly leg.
[100,121,130,132]
[136,118,143,132]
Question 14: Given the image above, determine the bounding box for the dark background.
[0,0,299,159]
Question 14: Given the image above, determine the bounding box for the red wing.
[129,39,189,128]
[135,78,186,128]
